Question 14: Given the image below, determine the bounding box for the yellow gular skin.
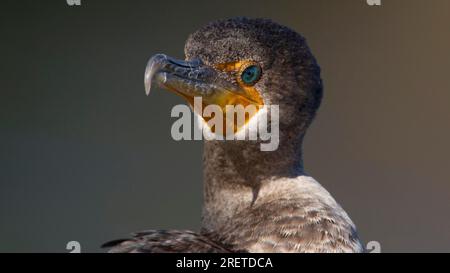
[205,61,264,135]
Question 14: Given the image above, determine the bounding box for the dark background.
[1,0,449,252]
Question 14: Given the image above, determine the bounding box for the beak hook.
[144,54,168,96]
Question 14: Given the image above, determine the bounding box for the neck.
[201,131,304,231]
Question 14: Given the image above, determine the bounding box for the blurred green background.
[1,0,450,252]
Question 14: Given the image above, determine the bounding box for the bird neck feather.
[201,134,304,231]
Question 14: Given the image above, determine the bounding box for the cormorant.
[104,17,363,253]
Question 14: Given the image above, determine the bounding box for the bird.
[103,17,364,253]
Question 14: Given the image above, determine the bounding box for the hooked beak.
[145,54,204,96]
[144,54,263,134]
[145,54,233,101]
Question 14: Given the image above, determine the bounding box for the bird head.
[145,17,322,141]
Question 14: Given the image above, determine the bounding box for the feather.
[103,230,232,253]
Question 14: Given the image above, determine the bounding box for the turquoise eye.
[240,64,262,86]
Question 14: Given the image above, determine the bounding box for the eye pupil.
[240,65,261,85]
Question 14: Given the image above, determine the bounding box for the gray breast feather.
[203,177,364,253]
[208,200,363,253]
